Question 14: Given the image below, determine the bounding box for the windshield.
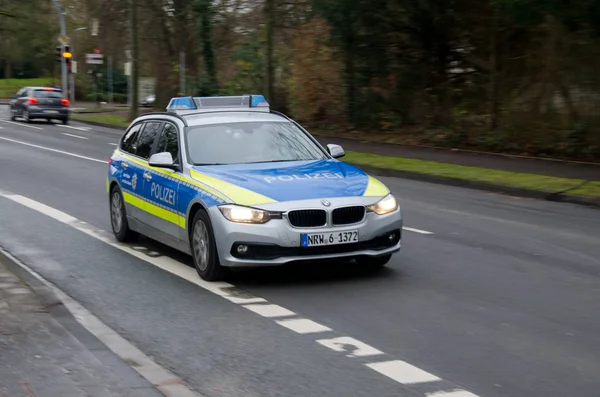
[185,121,328,165]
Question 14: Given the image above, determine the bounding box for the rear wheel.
[109,185,138,242]
[190,210,227,281]
[356,254,392,269]
[62,118,69,125]
[23,110,31,123]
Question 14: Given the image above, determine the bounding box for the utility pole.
[129,0,139,120]
[264,0,274,104]
[179,51,185,96]
[50,0,67,97]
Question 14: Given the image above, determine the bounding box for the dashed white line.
[403,227,434,235]
[242,303,296,318]
[109,143,118,146]
[0,191,476,396]
[57,124,92,132]
[0,137,107,164]
[367,360,442,384]
[316,336,384,357]
[276,318,333,334]
[427,391,480,397]
[0,119,43,130]
[61,132,88,140]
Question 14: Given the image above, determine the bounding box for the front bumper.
[208,197,403,267]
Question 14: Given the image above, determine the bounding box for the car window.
[16,88,26,97]
[155,123,179,164]
[133,121,162,159]
[185,121,327,165]
[121,123,144,154]
[33,89,62,98]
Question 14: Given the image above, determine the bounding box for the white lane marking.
[242,303,296,318]
[0,192,469,394]
[0,119,43,130]
[367,360,441,384]
[316,336,384,358]
[109,143,118,146]
[0,137,107,164]
[57,124,92,132]
[276,318,332,334]
[403,227,434,235]
[61,132,88,140]
[0,126,3,129]
[427,391,480,397]
[0,248,203,397]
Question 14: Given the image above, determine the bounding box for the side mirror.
[148,152,177,170]
[327,144,345,159]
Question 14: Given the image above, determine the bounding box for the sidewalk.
[0,259,164,397]
[316,136,600,181]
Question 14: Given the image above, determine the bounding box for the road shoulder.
[0,248,198,397]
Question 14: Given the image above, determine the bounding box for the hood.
[190,159,375,203]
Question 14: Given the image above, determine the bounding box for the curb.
[71,118,126,130]
[71,119,599,210]
[357,165,600,209]
[0,247,179,397]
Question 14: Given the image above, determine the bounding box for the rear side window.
[121,123,144,154]
[33,89,62,98]
[133,121,162,159]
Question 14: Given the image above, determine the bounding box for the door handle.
[143,172,152,181]
[121,162,129,169]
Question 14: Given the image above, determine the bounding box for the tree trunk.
[488,3,499,131]
[264,0,275,104]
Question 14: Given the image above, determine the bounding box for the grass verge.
[72,114,130,128]
[0,77,54,97]
[69,114,600,200]
[344,152,600,199]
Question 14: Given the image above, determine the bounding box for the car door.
[114,122,146,220]
[142,121,182,241]
[128,120,164,228]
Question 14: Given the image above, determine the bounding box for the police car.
[107,95,402,281]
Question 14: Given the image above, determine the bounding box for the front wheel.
[356,254,392,269]
[190,210,226,281]
[9,106,15,121]
[109,186,138,242]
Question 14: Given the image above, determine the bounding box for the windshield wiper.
[246,159,302,164]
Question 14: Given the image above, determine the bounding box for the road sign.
[86,53,104,65]
[72,61,78,74]
[57,36,70,44]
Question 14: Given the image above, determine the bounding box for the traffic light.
[63,45,72,65]
[56,46,62,63]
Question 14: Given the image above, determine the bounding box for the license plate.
[44,110,58,114]
[301,230,359,247]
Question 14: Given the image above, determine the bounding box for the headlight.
[366,194,398,215]
[218,204,274,224]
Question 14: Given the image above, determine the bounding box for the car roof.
[182,110,289,127]
[24,86,63,91]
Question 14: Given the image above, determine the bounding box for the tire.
[23,110,31,123]
[9,106,15,121]
[62,118,69,125]
[46,118,52,123]
[356,254,392,268]
[190,209,227,281]
[109,185,138,242]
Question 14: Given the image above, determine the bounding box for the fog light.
[388,233,395,241]
[237,244,249,254]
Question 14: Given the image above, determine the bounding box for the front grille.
[287,209,327,227]
[332,206,365,225]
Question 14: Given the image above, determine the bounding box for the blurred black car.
[9,86,70,124]
[140,94,155,107]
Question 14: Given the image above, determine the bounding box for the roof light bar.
[166,94,269,112]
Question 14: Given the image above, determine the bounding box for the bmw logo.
[321,200,331,207]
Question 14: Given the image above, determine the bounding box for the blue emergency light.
[166,94,269,111]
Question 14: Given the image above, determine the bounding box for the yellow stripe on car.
[363,175,390,197]
[190,169,277,206]
[122,191,186,228]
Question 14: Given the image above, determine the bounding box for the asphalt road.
[1,107,599,397]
